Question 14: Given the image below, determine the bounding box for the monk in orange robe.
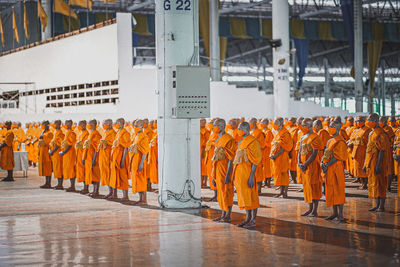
[233,121,262,228]
[295,118,304,192]
[0,121,15,181]
[364,113,391,212]
[226,119,242,143]
[349,116,371,190]
[12,123,25,152]
[298,118,323,217]
[313,119,330,149]
[83,120,102,198]
[142,119,154,191]
[76,121,89,193]
[50,120,65,189]
[29,123,40,167]
[38,121,53,188]
[345,117,356,178]
[287,117,298,184]
[109,118,131,200]
[200,119,209,188]
[24,123,32,162]
[130,120,150,204]
[148,121,158,186]
[99,119,116,198]
[59,120,77,192]
[250,118,265,194]
[260,119,273,188]
[204,119,218,201]
[379,116,395,192]
[270,117,293,198]
[321,121,347,222]
[211,119,236,222]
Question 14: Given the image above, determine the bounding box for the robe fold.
[62,130,77,180]
[50,129,65,179]
[99,129,116,186]
[271,127,293,186]
[130,131,150,194]
[38,131,53,176]
[109,128,131,190]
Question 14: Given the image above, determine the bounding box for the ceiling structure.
[1,0,400,102]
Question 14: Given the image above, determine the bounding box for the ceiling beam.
[220,0,272,15]
[127,0,155,12]
[225,45,271,62]
[308,45,349,59]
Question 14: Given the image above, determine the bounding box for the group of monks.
[0,113,399,228]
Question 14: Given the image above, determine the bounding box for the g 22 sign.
[164,0,191,11]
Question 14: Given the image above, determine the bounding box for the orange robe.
[262,129,273,178]
[299,133,323,203]
[50,129,65,178]
[62,130,77,180]
[351,126,371,178]
[288,126,298,172]
[83,130,102,184]
[99,129,116,186]
[227,128,242,143]
[30,127,41,164]
[322,135,347,207]
[200,127,210,176]
[346,126,356,175]
[25,127,33,156]
[233,135,262,210]
[130,132,150,194]
[76,130,89,183]
[365,127,391,199]
[38,131,53,177]
[394,129,400,178]
[0,130,15,170]
[271,127,293,186]
[251,128,265,183]
[317,129,330,149]
[13,127,25,151]
[148,131,158,184]
[295,130,304,183]
[204,132,218,190]
[383,125,395,176]
[109,128,131,190]
[212,133,236,211]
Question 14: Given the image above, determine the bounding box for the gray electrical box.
[171,66,210,119]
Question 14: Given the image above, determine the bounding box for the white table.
[0,151,29,178]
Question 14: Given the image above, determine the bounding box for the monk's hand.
[299,163,306,172]
[394,155,400,162]
[224,175,231,184]
[374,165,381,175]
[362,166,367,173]
[120,160,125,169]
[138,161,144,171]
[59,151,64,157]
[248,175,255,188]
[49,150,53,156]
[212,179,216,187]
[270,154,277,160]
[321,163,327,173]
[288,150,292,159]
[82,160,85,165]
[92,159,96,167]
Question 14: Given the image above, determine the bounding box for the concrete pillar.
[42,0,52,40]
[155,0,201,208]
[391,93,395,116]
[381,64,386,116]
[272,0,290,117]
[354,0,363,112]
[323,58,330,107]
[210,0,220,81]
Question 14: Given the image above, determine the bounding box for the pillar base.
[159,191,202,209]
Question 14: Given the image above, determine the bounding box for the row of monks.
[0,113,399,228]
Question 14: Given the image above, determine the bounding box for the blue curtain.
[340,0,354,57]
[293,38,309,88]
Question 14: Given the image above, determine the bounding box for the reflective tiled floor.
[0,169,399,266]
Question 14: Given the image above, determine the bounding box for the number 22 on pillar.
[164,0,191,11]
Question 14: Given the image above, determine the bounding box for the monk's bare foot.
[2,177,14,182]
[301,210,312,216]
[243,220,256,228]
[352,178,359,183]
[40,184,51,189]
[275,186,280,191]
[108,195,118,200]
[220,217,231,223]
[237,221,249,228]
[65,187,76,192]
[213,216,223,222]
[336,217,345,223]
[274,194,282,198]
[368,206,379,212]
[297,188,303,192]
[153,189,159,194]
[325,214,337,220]
[283,193,288,199]
[103,193,113,199]
[136,201,147,205]
[90,192,99,198]
[54,185,64,190]
[308,212,318,218]
[207,197,217,202]
[120,196,129,202]
[376,207,385,212]
[80,189,89,195]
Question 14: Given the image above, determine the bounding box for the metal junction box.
[171,66,210,119]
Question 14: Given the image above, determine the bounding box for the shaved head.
[239,122,250,135]
[302,118,313,128]
[367,113,379,122]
